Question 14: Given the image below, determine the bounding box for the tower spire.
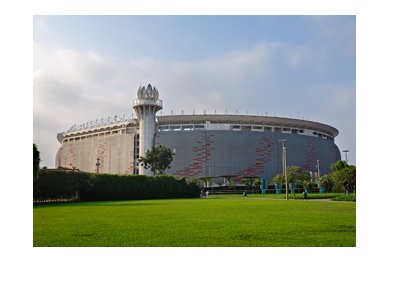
[133,84,163,175]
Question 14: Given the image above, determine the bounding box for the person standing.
[303,189,308,200]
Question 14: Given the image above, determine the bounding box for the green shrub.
[290,193,342,200]
[331,194,356,202]
[34,170,199,202]
[33,170,91,202]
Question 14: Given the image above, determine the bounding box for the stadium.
[55,84,340,181]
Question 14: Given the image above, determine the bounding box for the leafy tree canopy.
[242,177,259,189]
[138,145,174,175]
[319,174,334,192]
[272,160,356,194]
[330,160,349,172]
[330,164,356,193]
[273,174,285,184]
[287,165,310,183]
[273,166,312,190]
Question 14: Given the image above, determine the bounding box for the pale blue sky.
[33,15,356,167]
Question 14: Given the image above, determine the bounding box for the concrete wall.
[55,133,135,174]
[155,130,340,181]
[55,128,340,180]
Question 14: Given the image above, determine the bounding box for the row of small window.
[312,132,334,141]
[230,125,306,134]
[158,125,205,131]
[63,129,124,143]
[158,124,307,134]
[156,124,333,141]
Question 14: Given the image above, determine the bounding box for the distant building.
[56,84,340,180]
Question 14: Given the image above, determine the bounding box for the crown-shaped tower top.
[137,84,159,100]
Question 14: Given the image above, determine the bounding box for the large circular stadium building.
[56,84,340,180]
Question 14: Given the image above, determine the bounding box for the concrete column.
[137,107,157,175]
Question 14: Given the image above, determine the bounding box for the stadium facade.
[56,84,341,181]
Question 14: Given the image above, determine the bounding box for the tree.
[228,180,236,189]
[343,165,356,191]
[330,160,349,172]
[273,174,285,184]
[329,160,356,193]
[319,174,334,192]
[138,145,174,175]
[241,177,258,192]
[33,143,40,179]
[301,179,314,192]
[287,165,310,183]
[274,166,313,193]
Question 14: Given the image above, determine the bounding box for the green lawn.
[33,196,356,247]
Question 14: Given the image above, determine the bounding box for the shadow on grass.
[33,201,170,208]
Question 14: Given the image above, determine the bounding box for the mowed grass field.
[33,196,356,247]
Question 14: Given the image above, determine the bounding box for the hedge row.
[33,170,85,202]
[202,184,322,194]
[33,170,199,202]
[331,194,356,202]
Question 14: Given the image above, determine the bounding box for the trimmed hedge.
[33,170,199,202]
[331,194,356,202]
[33,170,89,202]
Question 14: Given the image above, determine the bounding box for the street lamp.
[279,139,288,200]
[342,150,349,163]
[96,157,100,174]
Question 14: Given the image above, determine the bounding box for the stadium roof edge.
[157,114,339,137]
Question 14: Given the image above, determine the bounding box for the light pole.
[279,139,288,200]
[96,157,100,174]
[342,150,349,163]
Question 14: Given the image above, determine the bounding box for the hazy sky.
[33,15,356,167]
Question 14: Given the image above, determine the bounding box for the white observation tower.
[133,84,163,175]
